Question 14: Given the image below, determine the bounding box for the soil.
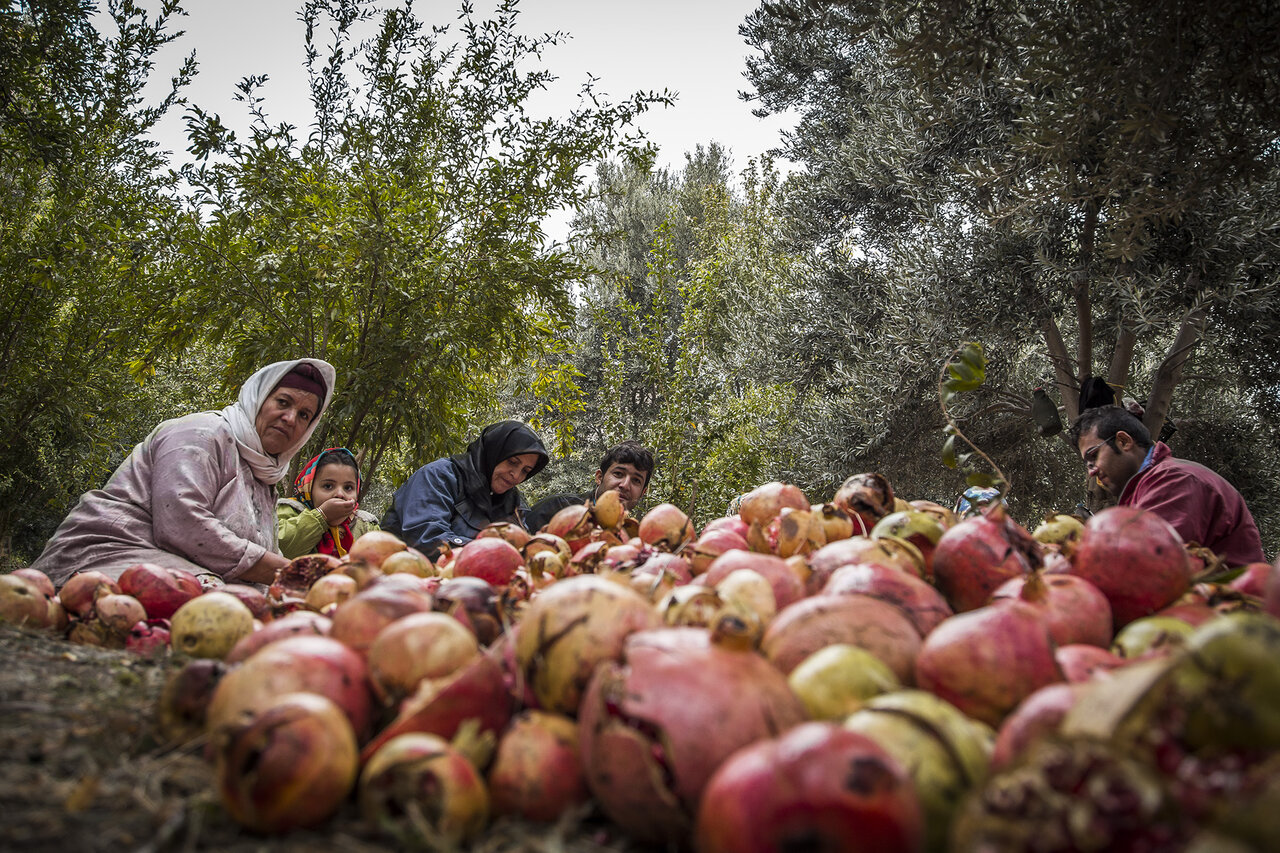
[0,624,645,853]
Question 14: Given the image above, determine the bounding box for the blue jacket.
[381,458,530,557]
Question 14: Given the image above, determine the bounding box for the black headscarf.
[449,421,549,529]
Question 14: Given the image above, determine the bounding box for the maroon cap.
[274,363,326,399]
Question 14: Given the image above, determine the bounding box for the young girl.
[278,447,380,559]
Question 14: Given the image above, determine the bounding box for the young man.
[524,440,655,533]
[1070,406,1265,567]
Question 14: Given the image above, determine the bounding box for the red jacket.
[1119,442,1266,567]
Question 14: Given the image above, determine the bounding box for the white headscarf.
[216,358,337,484]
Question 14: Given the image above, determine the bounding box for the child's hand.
[318,497,356,526]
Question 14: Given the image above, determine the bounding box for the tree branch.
[1041,314,1079,421]
[1144,289,1206,437]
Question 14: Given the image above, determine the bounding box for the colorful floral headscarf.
[293,447,362,509]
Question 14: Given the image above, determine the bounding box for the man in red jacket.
[1070,406,1266,567]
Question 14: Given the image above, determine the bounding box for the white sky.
[141,1,792,190]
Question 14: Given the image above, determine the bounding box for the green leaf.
[941,435,958,469]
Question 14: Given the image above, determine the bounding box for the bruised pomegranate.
[932,503,1040,613]
[156,658,228,743]
[578,627,807,845]
[687,528,750,575]
[872,510,946,578]
[832,472,895,535]
[807,536,925,594]
[514,575,660,715]
[0,574,52,629]
[220,583,271,622]
[359,733,489,847]
[1054,644,1125,683]
[366,611,480,706]
[737,482,809,526]
[915,601,1064,727]
[169,592,254,659]
[344,530,407,568]
[477,520,532,550]
[487,710,589,822]
[695,722,924,853]
[126,618,171,655]
[215,692,358,833]
[990,682,1085,770]
[225,610,331,663]
[57,570,120,618]
[329,574,434,655]
[699,550,805,612]
[1070,506,1192,629]
[117,563,203,620]
[637,503,695,552]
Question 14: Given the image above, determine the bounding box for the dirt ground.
[0,624,645,853]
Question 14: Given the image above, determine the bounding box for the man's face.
[1077,428,1143,496]
[595,462,649,509]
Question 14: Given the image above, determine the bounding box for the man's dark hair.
[598,440,655,487]
[1069,405,1153,449]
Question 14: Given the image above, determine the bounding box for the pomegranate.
[544,504,594,548]
[812,502,856,543]
[914,601,1064,727]
[359,653,513,762]
[452,537,524,585]
[433,576,504,645]
[765,506,826,557]
[1054,643,1125,683]
[1111,615,1195,660]
[991,570,1113,647]
[268,553,343,605]
[156,658,228,743]
[169,591,255,659]
[807,536,925,594]
[1267,557,1280,618]
[908,499,957,530]
[304,572,357,612]
[225,610,331,663]
[207,635,373,740]
[990,682,1085,770]
[686,527,750,575]
[366,611,480,705]
[11,568,55,599]
[737,481,810,526]
[699,550,805,611]
[787,643,900,720]
[220,583,271,621]
[1229,561,1273,598]
[1070,506,1193,629]
[117,563,203,620]
[0,574,52,629]
[761,593,922,684]
[380,548,435,577]
[477,520,532,549]
[695,722,924,853]
[832,472,895,535]
[591,488,627,530]
[487,710,589,822]
[329,574,434,655]
[215,692,358,833]
[871,510,946,577]
[126,618,171,655]
[359,733,490,847]
[513,575,660,715]
[1031,513,1085,547]
[637,503,695,552]
[702,515,750,540]
[714,568,778,627]
[57,570,120,618]
[823,562,953,636]
[844,689,993,853]
[344,529,407,568]
[578,627,807,845]
[932,503,1040,612]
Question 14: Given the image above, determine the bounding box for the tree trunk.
[1073,200,1099,383]
[1144,297,1206,439]
[1107,323,1137,399]
[1041,315,1079,421]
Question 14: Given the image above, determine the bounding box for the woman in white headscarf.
[30,358,337,587]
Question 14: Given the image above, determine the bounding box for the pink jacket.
[30,412,278,586]
[1119,442,1266,567]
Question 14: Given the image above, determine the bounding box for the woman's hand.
[242,551,291,585]
[318,497,356,526]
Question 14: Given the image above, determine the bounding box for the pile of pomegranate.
[3,476,1278,851]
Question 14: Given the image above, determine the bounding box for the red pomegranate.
[637,503,695,552]
[366,611,480,706]
[359,733,489,847]
[695,722,924,853]
[117,563,203,620]
[359,653,513,763]
[126,618,172,655]
[871,510,947,578]
[329,574,435,656]
[687,527,750,575]
[220,583,271,621]
[915,601,1064,727]
[225,610,331,663]
[1054,644,1125,683]
[578,627,807,845]
[11,568,55,599]
[543,504,593,549]
[345,530,407,568]
[57,570,120,618]
[991,571,1113,647]
[807,536,925,594]
[822,562,954,636]
[207,635,373,740]
[1069,506,1192,629]
[156,658,228,743]
[476,520,532,550]
[487,710,589,822]
[215,692,358,833]
[699,550,805,611]
[452,537,524,585]
[1228,561,1273,598]
[990,683,1086,770]
[702,515,750,540]
[761,593,922,684]
[932,503,1040,613]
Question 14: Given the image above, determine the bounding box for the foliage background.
[2,0,1277,565]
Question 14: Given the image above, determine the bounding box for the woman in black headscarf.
[381,421,549,558]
